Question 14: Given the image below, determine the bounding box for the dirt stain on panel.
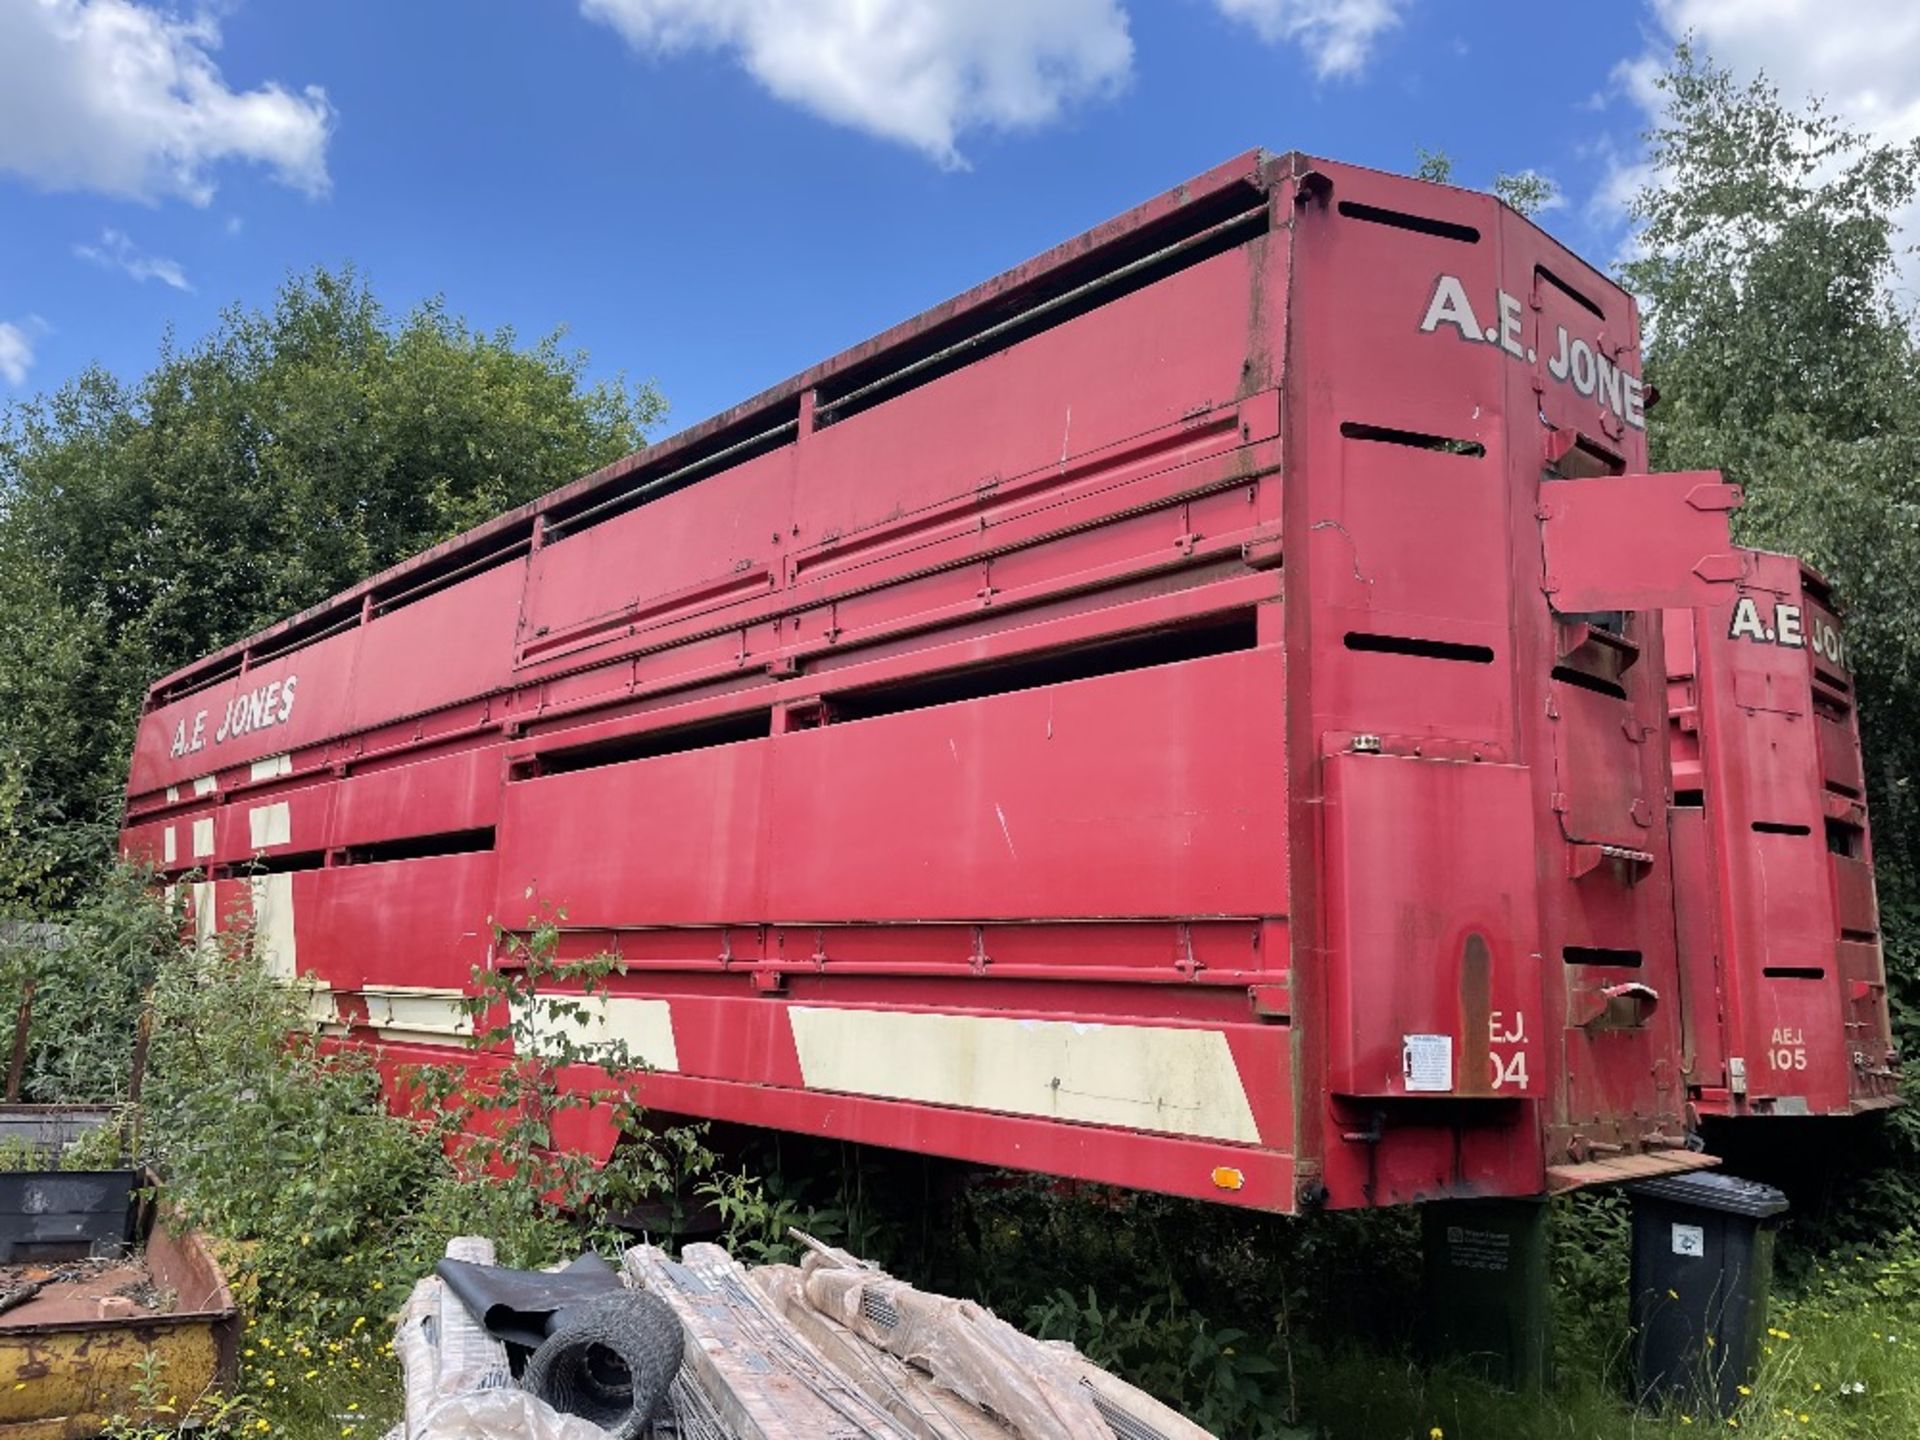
[1459,930,1492,1094]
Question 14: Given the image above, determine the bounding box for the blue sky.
[2,0,1915,436]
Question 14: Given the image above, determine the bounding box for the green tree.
[1623,45,1920,1073]
[1411,148,1557,218]
[1413,146,1454,185]
[1492,169,1556,217]
[0,267,663,910]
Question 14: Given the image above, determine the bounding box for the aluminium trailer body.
[123,151,1749,1214]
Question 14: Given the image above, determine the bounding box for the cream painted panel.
[251,753,293,782]
[249,873,299,980]
[248,801,292,849]
[190,881,217,946]
[789,1008,1260,1144]
[512,995,679,1072]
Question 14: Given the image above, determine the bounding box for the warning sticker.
[1403,1034,1453,1093]
[1672,1223,1706,1258]
[1445,1226,1513,1273]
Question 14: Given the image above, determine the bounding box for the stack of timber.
[625,1233,1215,1440]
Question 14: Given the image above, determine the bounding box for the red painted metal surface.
[121,151,1788,1213]
[1665,551,1899,1117]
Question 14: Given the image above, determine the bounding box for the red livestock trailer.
[1666,551,1898,1119]
[119,151,1889,1220]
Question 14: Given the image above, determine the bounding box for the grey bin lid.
[1626,1171,1790,1219]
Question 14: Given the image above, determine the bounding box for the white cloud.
[1211,0,1405,79]
[1583,133,1650,225]
[0,0,333,205]
[1603,1,1920,264]
[74,227,191,289]
[0,324,35,388]
[1643,0,1920,143]
[580,0,1133,167]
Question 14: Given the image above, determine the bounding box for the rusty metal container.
[0,1217,237,1439]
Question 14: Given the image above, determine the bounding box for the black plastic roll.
[521,1289,684,1438]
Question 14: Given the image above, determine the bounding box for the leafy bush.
[0,269,665,911]
[0,865,172,1104]
[143,911,445,1335]
[0,875,736,1436]
[136,902,735,1337]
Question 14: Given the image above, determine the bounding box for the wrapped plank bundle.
[793,1237,1215,1440]
[625,1240,911,1438]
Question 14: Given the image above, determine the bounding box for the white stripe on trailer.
[249,801,292,849]
[190,881,217,945]
[249,873,298,980]
[251,753,292,782]
[787,1007,1261,1144]
[191,817,215,858]
[352,986,473,1046]
[511,995,679,1072]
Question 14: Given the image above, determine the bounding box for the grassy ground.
[238,1321,400,1440]
[1306,1282,1920,1439]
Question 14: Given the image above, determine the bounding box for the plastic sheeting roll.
[522,1290,685,1439]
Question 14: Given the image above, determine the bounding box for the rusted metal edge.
[1545,1148,1720,1194]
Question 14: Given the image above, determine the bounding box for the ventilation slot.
[155,523,541,703]
[831,614,1257,725]
[347,828,496,865]
[1564,946,1643,968]
[1841,928,1879,945]
[1826,819,1863,858]
[1535,264,1606,320]
[1550,665,1628,701]
[1762,966,1827,981]
[525,710,774,778]
[1674,790,1704,809]
[1823,773,1863,803]
[368,533,536,619]
[152,655,246,707]
[230,850,325,878]
[1344,633,1494,664]
[1549,435,1626,479]
[1339,422,1484,457]
[815,192,1271,428]
[247,609,365,666]
[1337,200,1479,244]
[544,405,801,541]
[1751,820,1812,837]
